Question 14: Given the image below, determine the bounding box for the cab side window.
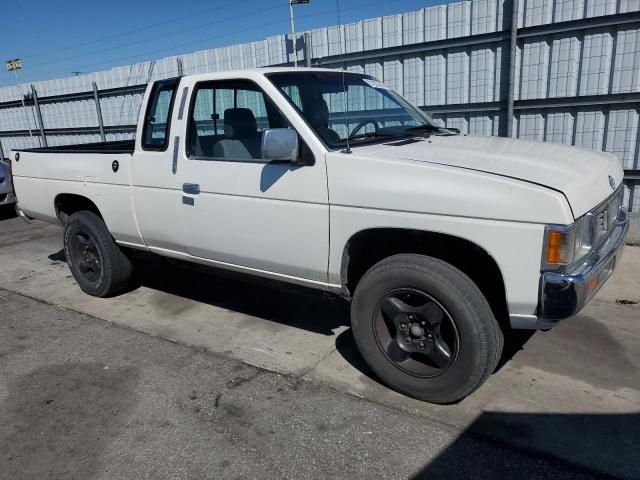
[188,80,289,162]
[142,78,178,151]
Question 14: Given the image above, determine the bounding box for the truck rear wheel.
[351,254,503,404]
[63,211,132,297]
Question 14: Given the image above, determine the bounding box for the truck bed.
[12,141,136,236]
[17,139,135,155]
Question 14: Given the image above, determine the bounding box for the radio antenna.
[336,0,351,153]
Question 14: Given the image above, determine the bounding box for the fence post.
[92,82,106,143]
[177,57,184,76]
[304,32,312,67]
[31,86,47,148]
[506,0,519,138]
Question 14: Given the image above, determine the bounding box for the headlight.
[543,188,624,271]
[577,213,597,256]
[543,216,595,270]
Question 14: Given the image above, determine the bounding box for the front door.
[176,78,329,284]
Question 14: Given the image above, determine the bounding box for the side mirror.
[261,128,299,163]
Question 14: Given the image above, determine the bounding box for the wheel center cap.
[409,324,424,338]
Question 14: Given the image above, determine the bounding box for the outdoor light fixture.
[5,58,35,141]
[6,58,22,71]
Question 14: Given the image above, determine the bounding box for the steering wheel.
[349,119,382,138]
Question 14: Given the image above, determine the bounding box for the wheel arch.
[54,193,103,224]
[340,227,509,328]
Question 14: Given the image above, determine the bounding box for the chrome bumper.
[537,208,629,326]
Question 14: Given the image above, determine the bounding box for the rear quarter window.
[142,78,179,151]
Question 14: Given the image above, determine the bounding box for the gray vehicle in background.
[0,159,17,208]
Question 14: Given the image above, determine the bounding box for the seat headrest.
[223,108,257,139]
[307,98,330,128]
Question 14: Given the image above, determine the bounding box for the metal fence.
[0,0,639,210]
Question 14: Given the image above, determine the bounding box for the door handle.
[183,183,200,195]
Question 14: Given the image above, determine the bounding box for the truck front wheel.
[351,254,503,404]
[63,211,132,297]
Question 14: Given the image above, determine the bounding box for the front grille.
[586,187,624,250]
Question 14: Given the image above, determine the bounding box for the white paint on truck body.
[11,68,625,325]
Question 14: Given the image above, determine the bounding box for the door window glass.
[188,80,289,162]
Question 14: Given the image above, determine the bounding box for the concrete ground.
[1,290,602,480]
[0,208,638,479]
[628,213,640,246]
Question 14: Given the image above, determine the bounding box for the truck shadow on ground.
[48,248,350,336]
[0,205,17,221]
[128,251,537,380]
[334,327,535,388]
[49,248,536,382]
[410,411,640,480]
[129,251,351,337]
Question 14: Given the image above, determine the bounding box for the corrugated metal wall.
[1,0,639,209]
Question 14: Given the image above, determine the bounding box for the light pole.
[6,59,34,142]
[289,0,309,68]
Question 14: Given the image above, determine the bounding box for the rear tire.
[351,254,503,404]
[63,211,132,297]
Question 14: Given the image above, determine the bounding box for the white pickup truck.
[12,68,629,403]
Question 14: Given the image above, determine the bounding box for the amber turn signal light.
[546,231,564,264]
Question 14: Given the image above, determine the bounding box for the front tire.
[63,211,132,297]
[351,254,503,404]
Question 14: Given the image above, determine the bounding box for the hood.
[358,135,624,218]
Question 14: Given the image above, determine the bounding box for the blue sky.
[0,0,450,87]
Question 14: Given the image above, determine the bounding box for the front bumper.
[537,208,629,326]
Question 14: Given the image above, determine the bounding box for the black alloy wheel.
[374,288,458,378]
[69,230,103,284]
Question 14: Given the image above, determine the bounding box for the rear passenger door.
[177,78,329,284]
[131,78,186,253]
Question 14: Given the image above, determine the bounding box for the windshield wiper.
[404,124,458,136]
[335,131,399,144]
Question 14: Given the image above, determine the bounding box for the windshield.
[267,71,442,148]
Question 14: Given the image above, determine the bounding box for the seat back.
[307,98,340,144]
[213,108,261,160]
